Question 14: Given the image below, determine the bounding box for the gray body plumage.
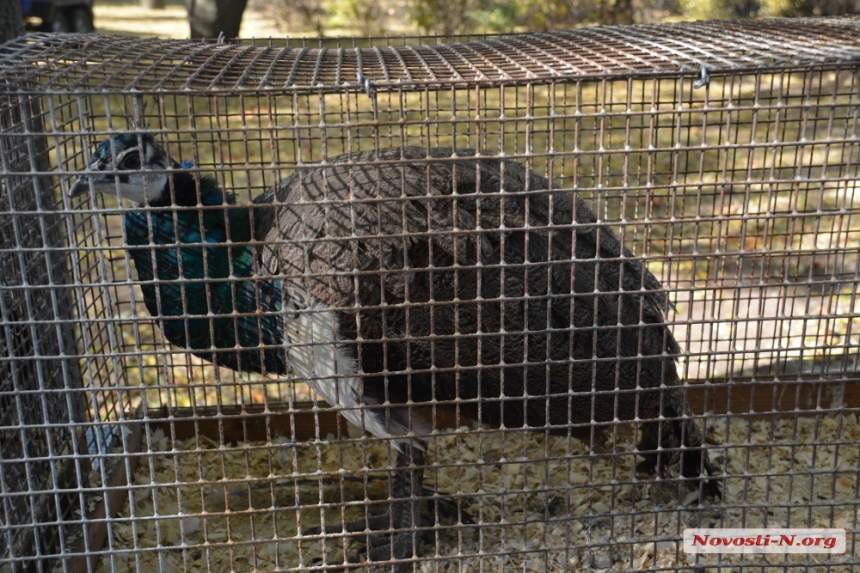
[263,147,714,483]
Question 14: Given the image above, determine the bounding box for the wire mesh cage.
[1,17,860,573]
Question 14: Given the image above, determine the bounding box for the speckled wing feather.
[265,147,674,340]
[263,147,716,490]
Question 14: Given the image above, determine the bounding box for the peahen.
[70,134,720,570]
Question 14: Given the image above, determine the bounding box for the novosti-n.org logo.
[683,529,846,554]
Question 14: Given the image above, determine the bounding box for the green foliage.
[255,0,860,36]
[468,1,519,32]
[680,0,761,19]
[409,0,666,36]
[411,0,479,35]
[764,0,860,16]
[328,0,384,36]
[254,0,388,36]
[409,0,545,35]
[681,0,858,19]
[259,0,330,35]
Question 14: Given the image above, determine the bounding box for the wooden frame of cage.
[49,375,860,573]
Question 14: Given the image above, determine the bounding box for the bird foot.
[308,493,469,571]
[307,447,471,571]
[636,452,723,499]
[309,498,428,572]
[306,488,466,535]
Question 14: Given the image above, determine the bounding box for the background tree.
[142,0,167,11]
[186,0,248,38]
[0,0,25,44]
[412,0,481,36]
[770,0,860,15]
[331,0,384,36]
[409,0,659,35]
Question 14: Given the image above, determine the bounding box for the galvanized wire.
[0,17,859,573]
[0,18,859,92]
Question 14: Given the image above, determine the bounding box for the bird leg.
[636,418,722,499]
[310,445,430,571]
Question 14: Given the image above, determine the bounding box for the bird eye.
[121,152,141,170]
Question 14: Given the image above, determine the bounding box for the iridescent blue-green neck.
[124,174,287,375]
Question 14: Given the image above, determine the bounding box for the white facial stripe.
[84,142,169,205]
[142,171,168,204]
[144,140,157,165]
[116,147,135,165]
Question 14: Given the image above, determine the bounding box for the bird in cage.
[70,134,721,570]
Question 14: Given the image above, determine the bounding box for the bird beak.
[68,176,92,198]
[69,169,111,198]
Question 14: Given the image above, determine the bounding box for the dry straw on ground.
[96,413,860,572]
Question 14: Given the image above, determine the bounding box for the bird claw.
[312,529,424,572]
[700,459,724,499]
[635,453,723,500]
[304,444,464,571]
[305,487,470,537]
[307,499,429,572]
[426,493,474,525]
[305,477,471,571]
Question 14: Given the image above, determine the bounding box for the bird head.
[69,133,171,204]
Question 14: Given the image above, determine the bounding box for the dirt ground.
[92,0,280,38]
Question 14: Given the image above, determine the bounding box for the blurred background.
[18,0,860,41]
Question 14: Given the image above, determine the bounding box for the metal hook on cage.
[217,31,226,45]
[356,70,377,100]
[0,290,13,322]
[130,96,154,131]
[0,261,16,324]
[693,65,711,89]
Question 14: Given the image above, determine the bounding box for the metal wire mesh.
[0,17,859,573]
[0,86,86,573]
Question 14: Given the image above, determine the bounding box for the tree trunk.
[186,0,248,38]
[0,5,88,573]
[605,0,636,25]
[0,0,25,45]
